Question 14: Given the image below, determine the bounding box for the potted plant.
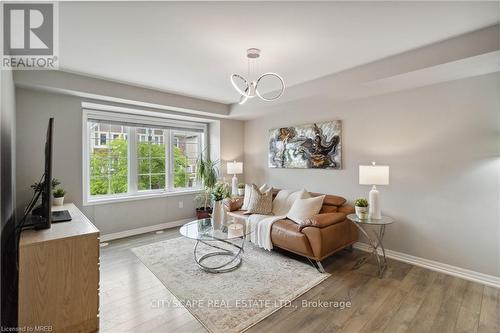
[211,181,230,229]
[195,152,219,219]
[237,183,245,196]
[194,189,212,219]
[354,198,369,219]
[31,178,60,192]
[53,188,66,206]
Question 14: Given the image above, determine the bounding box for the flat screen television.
[29,118,53,229]
[1,118,58,329]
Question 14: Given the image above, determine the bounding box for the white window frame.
[82,109,207,206]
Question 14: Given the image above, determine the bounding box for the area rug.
[132,237,329,333]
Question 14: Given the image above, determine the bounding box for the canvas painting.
[269,121,342,169]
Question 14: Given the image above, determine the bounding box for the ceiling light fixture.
[230,48,285,105]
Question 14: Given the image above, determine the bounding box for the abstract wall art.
[268,121,342,169]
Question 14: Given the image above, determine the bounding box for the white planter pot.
[53,197,64,206]
[237,189,245,196]
[355,206,368,219]
[211,201,223,230]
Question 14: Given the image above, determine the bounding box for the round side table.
[347,214,395,278]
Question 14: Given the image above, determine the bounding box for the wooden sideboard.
[18,203,100,332]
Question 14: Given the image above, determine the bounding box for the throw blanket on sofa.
[245,189,309,250]
[245,214,285,251]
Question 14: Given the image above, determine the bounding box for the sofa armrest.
[299,212,346,230]
[223,197,244,212]
[338,205,355,215]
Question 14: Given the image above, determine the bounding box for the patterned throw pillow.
[259,183,270,192]
[242,183,271,210]
[244,185,273,215]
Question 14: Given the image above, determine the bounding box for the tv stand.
[18,203,99,332]
[30,205,72,225]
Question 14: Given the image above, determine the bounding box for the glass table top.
[180,218,252,241]
[347,214,395,225]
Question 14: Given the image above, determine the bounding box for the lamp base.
[368,185,381,219]
[231,175,238,196]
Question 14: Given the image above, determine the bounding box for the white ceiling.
[59,1,499,104]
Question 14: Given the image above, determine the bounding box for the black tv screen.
[38,118,53,229]
[30,118,53,229]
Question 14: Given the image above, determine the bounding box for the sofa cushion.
[338,205,355,215]
[309,192,346,207]
[300,212,346,229]
[271,219,313,256]
[319,205,338,214]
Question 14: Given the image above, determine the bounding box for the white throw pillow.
[287,195,325,225]
[272,189,310,216]
[242,183,271,210]
[241,184,253,210]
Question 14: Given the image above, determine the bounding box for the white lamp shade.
[359,165,389,185]
[227,161,243,175]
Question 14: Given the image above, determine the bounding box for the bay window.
[83,109,206,204]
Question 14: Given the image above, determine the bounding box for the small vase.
[237,189,245,196]
[212,201,222,230]
[53,197,64,206]
[355,206,368,219]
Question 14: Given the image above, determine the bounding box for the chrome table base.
[194,238,244,273]
[352,224,388,278]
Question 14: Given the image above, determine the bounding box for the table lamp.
[359,162,389,219]
[227,161,243,196]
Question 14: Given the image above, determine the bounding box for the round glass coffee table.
[347,214,395,278]
[180,218,252,273]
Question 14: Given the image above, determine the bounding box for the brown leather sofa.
[225,189,358,272]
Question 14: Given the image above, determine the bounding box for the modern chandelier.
[230,48,285,105]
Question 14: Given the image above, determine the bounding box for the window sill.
[83,188,202,206]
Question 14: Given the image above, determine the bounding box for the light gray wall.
[220,119,245,181]
[208,119,245,183]
[14,70,230,117]
[15,88,244,235]
[244,73,500,277]
[1,69,16,228]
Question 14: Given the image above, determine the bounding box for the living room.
[1,1,499,333]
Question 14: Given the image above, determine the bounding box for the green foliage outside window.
[137,141,165,190]
[174,147,189,188]
[90,138,190,195]
[90,138,128,195]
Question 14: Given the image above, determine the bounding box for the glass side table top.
[180,218,252,241]
[347,214,395,225]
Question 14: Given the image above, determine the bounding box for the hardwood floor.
[99,228,499,333]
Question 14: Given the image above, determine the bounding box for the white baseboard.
[353,242,500,289]
[99,218,192,242]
